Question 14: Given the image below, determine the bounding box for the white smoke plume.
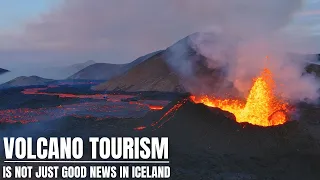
[166,0,320,103]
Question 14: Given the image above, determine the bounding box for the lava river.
[0,86,169,124]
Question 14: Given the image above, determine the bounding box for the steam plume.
[166,0,320,102]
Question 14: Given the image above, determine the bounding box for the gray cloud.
[0,0,204,64]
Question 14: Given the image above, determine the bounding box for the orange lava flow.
[192,68,289,127]
[148,105,164,110]
[134,126,147,131]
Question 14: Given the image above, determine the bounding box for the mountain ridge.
[0,76,54,88]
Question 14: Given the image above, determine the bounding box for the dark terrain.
[0,82,320,180]
[0,40,320,179]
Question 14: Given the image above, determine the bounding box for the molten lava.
[192,68,289,127]
[148,105,164,110]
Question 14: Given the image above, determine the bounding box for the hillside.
[92,33,234,93]
[0,76,54,88]
[37,60,96,79]
[92,52,185,92]
[68,60,96,71]
[68,51,163,80]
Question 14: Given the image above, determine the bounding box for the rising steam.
[166,0,319,103]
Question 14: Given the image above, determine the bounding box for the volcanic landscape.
[1,37,320,179]
[0,76,319,179]
[0,85,173,125]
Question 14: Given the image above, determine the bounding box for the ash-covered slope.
[92,52,185,92]
[0,76,54,88]
[68,51,162,80]
[0,68,9,75]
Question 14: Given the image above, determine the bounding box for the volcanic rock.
[306,63,320,77]
[139,98,320,179]
[150,99,316,155]
[68,51,162,80]
[1,93,319,179]
[0,76,54,88]
[295,53,320,77]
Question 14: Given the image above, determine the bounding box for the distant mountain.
[68,60,96,72]
[68,51,163,80]
[68,63,125,80]
[0,76,54,88]
[39,60,96,79]
[92,52,184,92]
[0,68,9,75]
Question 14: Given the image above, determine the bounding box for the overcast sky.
[0,0,320,70]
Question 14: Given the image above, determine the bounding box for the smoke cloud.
[165,0,320,103]
[0,0,319,96]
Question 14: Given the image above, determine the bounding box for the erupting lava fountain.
[192,65,290,127]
